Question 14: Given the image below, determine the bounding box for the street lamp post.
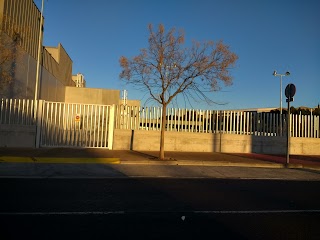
[34,0,44,105]
[34,0,44,149]
[273,71,290,114]
[273,71,290,137]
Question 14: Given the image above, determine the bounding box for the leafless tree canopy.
[0,15,26,97]
[119,23,238,160]
[120,24,238,107]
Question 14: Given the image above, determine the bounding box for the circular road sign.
[285,83,296,99]
[75,114,80,122]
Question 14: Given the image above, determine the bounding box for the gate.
[39,101,114,148]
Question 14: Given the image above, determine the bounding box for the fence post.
[35,100,44,148]
[108,104,115,150]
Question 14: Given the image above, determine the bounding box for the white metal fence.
[40,101,115,148]
[116,106,320,138]
[0,98,36,125]
[0,99,115,148]
[1,99,319,144]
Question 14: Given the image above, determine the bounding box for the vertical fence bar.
[85,104,89,146]
[96,105,101,147]
[146,107,149,130]
[272,113,275,136]
[16,99,21,124]
[315,115,318,138]
[155,107,159,131]
[208,110,211,133]
[169,108,172,131]
[255,113,259,136]
[204,110,208,133]
[104,106,109,148]
[246,112,250,135]
[108,105,115,149]
[195,109,198,132]
[307,115,310,138]
[291,113,295,137]
[314,116,317,138]
[177,108,181,132]
[225,111,229,134]
[133,106,137,130]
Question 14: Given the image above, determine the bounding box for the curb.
[120,160,320,171]
[120,160,285,168]
[1,156,319,171]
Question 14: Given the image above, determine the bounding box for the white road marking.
[0,211,125,215]
[0,209,319,216]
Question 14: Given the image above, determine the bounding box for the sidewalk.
[0,147,319,171]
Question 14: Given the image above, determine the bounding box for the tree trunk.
[159,104,166,160]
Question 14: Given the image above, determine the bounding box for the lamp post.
[34,0,44,148]
[34,0,44,104]
[273,71,290,114]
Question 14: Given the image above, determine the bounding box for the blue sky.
[35,0,319,110]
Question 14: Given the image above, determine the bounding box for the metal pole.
[279,75,283,136]
[34,0,44,103]
[286,100,290,165]
[280,75,283,115]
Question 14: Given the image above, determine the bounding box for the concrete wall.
[1,124,319,153]
[65,87,120,105]
[40,67,66,102]
[0,124,36,147]
[1,1,73,101]
[0,33,70,102]
[12,49,66,102]
[113,129,320,155]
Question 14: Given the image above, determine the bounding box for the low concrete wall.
[289,137,320,155]
[113,129,320,155]
[0,125,36,148]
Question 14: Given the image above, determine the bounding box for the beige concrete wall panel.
[65,87,120,105]
[0,124,36,147]
[55,80,65,102]
[45,47,59,63]
[101,89,121,105]
[113,129,320,155]
[26,54,37,99]
[112,129,132,150]
[57,44,73,86]
[290,137,320,155]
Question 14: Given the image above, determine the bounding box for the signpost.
[75,113,81,131]
[75,114,81,122]
[285,83,296,166]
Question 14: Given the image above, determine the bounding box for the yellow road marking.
[0,156,33,163]
[0,156,120,164]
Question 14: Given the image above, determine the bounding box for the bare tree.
[0,15,27,97]
[119,24,238,160]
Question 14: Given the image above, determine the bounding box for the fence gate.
[39,101,114,148]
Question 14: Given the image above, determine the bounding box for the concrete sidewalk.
[0,147,319,170]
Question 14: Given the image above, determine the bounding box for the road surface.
[1,173,320,239]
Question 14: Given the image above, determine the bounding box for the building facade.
[0,0,140,106]
[72,73,86,88]
[0,0,74,101]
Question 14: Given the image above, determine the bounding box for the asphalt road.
[1,177,320,239]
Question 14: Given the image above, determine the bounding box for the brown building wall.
[0,0,42,60]
[43,44,74,87]
[0,0,74,101]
